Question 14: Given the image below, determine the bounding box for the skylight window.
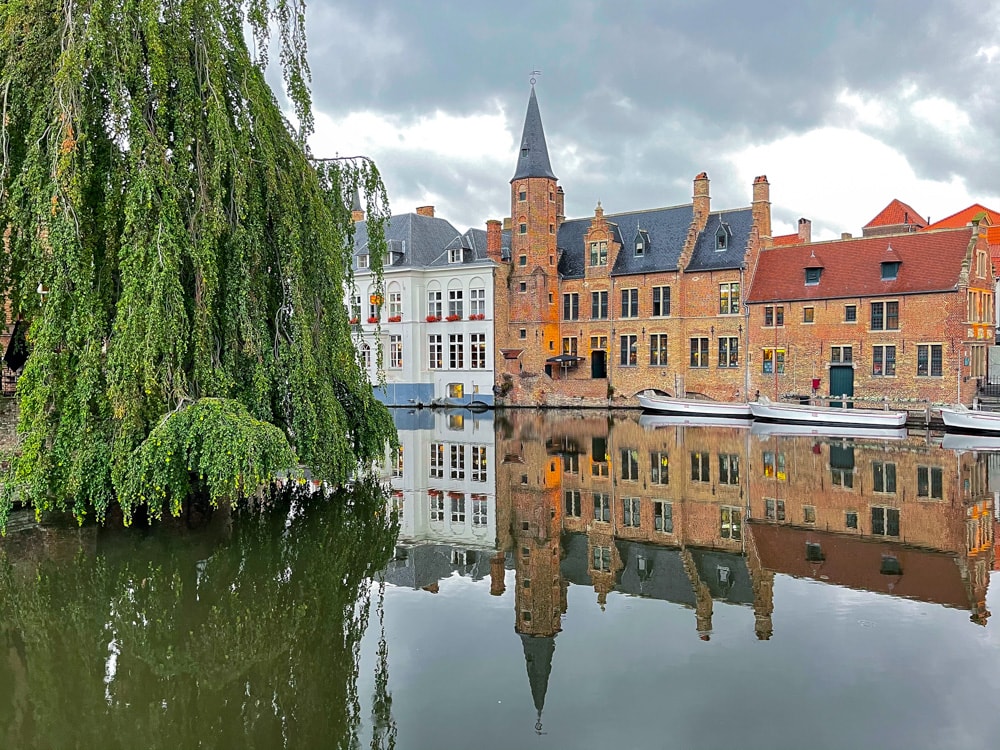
[881,261,900,280]
[805,267,821,285]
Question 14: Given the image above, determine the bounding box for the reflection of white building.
[352,207,503,407]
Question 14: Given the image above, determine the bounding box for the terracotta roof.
[988,226,1000,246]
[863,198,927,229]
[772,233,800,246]
[746,227,973,303]
[923,203,1000,231]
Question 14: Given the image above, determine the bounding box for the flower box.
[426,315,441,323]
[469,313,485,320]
[387,315,401,323]
[349,317,360,324]
[367,316,379,324]
[445,314,461,322]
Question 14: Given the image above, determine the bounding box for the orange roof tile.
[863,198,927,229]
[988,225,1000,246]
[772,233,800,246]
[746,228,974,303]
[924,204,1000,231]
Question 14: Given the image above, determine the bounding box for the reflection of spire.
[521,634,555,735]
[681,549,713,641]
[490,551,507,596]
[370,582,398,749]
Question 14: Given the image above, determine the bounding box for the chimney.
[556,186,566,225]
[502,217,512,231]
[351,188,364,223]
[693,172,710,231]
[416,205,435,218]
[486,219,503,262]
[841,232,853,240]
[752,175,771,240]
[797,218,812,244]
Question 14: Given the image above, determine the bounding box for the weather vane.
[530,70,541,86]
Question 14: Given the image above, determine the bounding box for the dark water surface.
[3,409,1000,749]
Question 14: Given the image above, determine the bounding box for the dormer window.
[448,247,463,264]
[635,240,644,257]
[358,254,369,269]
[715,227,728,250]
[805,267,821,285]
[881,261,900,280]
[634,229,650,258]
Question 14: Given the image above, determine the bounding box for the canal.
[2,409,1000,749]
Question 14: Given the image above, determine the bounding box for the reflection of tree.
[0,480,398,749]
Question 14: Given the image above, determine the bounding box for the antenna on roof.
[530,70,541,86]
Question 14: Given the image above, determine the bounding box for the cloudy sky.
[296,0,1000,240]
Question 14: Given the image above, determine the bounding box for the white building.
[352,207,505,407]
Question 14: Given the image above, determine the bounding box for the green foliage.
[0,0,396,529]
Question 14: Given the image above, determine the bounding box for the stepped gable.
[686,207,754,272]
[746,227,973,303]
[556,204,692,279]
[353,213,489,270]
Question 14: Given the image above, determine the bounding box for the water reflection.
[0,482,399,749]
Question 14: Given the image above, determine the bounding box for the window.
[846,511,858,529]
[621,288,639,318]
[650,334,668,366]
[369,295,381,321]
[563,293,579,320]
[719,283,740,315]
[428,290,442,320]
[591,437,609,477]
[518,255,527,266]
[831,444,854,488]
[871,301,898,330]
[450,445,465,479]
[562,336,578,356]
[389,335,402,369]
[430,493,445,522]
[650,451,669,485]
[519,223,527,234]
[652,286,671,316]
[872,345,896,376]
[361,342,372,371]
[448,247,463,264]
[590,241,608,267]
[764,305,784,326]
[593,492,610,522]
[388,291,402,319]
[471,445,488,482]
[917,466,943,499]
[563,453,579,474]
[845,305,857,322]
[871,506,900,537]
[873,461,896,493]
[470,333,486,369]
[519,328,527,339]
[830,345,853,363]
[805,267,821,285]
[565,489,582,517]
[623,497,641,527]
[620,449,639,481]
[690,337,709,368]
[620,334,638,366]
[719,454,739,485]
[473,496,488,528]
[803,307,814,323]
[691,452,710,482]
[518,189,526,201]
[720,506,742,540]
[391,445,403,478]
[449,334,464,369]
[765,498,786,521]
[803,506,817,524]
[917,344,942,377]
[718,337,738,368]
[451,493,465,523]
[590,335,607,351]
[716,228,728,250]
[762,347,785,374]
[592,545,611,572]
[591,290,608,319]
[634,239,644,257]
[763,451,786,480]
[428,334,443,369]
[448,289,464,318]
[881,261,899,280]
[358,254,369,269]
[654,501,674,533]
[470,288,486,317]
[430,443,444,478]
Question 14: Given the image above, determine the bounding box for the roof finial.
[530,70,541,86]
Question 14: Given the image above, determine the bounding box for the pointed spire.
[521,634,556,732]
[512,86,557,182]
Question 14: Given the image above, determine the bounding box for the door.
[829,366,854,409]
[591,350,607,379]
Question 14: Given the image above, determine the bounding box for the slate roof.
[557,204,693,280]
[353,213,494,271]
[746,227,974,303]
[687,208,754,272]
[863,198,927,230]
[923,203,1000,231]
[511,86,557,182]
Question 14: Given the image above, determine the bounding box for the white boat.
[941,432,1000,451]
[750,421,906,441]
[639,413,751,430]
[749,396,907,427]
[636,391,751,419]
[940,405,1000,434]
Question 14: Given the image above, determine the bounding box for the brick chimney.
[693,172,710,231]
[797,217,812,243]
[841,232,853,240]
[556,186,566,225]
[416,205,435,218]
[486,219,503,262]
[752,175,772,240]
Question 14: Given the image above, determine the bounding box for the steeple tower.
[512,86,557,182]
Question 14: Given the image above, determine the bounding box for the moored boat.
[939,405,1000,434]
[639,413,752,430]
[749,396,907,427]
[636,391,751,419]
[941,432,1000,451]
[750,421,906,440]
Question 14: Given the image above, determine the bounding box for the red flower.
[387,315,401,323]
[367,316,379,324]
[445,314,461,322]
[426,315,441,323]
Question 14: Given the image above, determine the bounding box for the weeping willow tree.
[0,0,396,529]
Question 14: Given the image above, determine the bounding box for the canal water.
[3,409,1000,749]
